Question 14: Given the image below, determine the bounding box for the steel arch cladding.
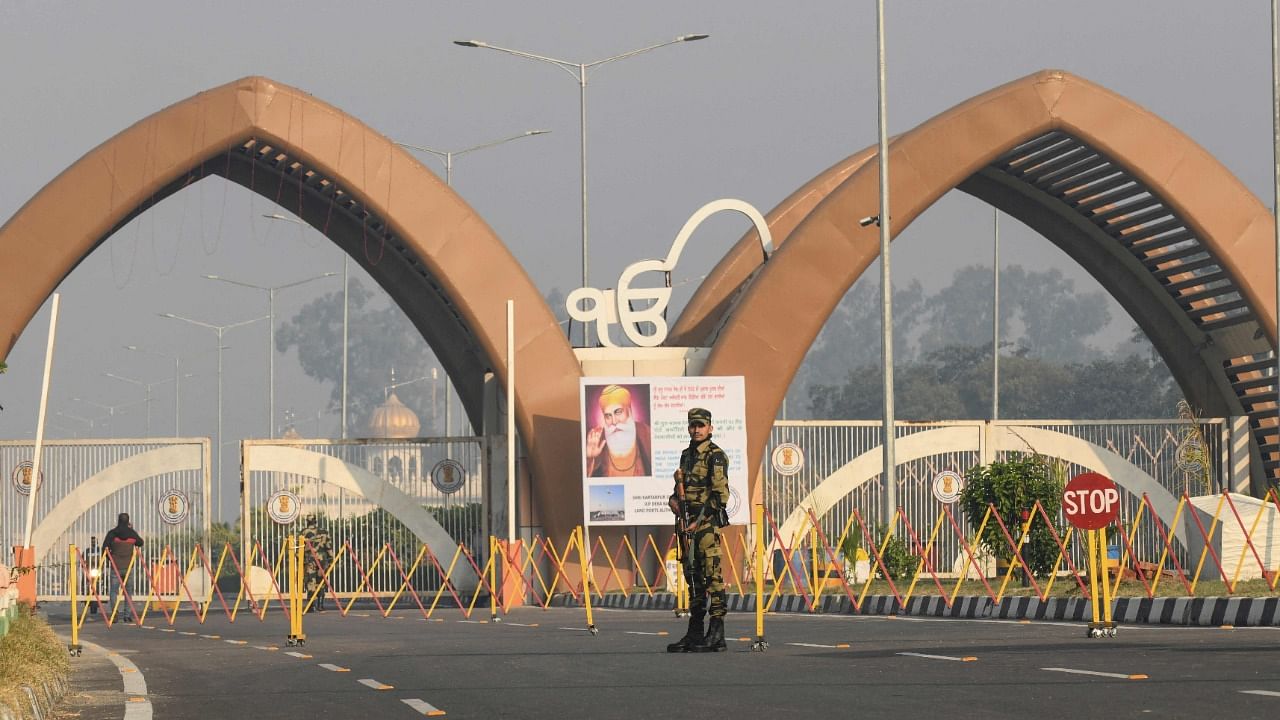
[0,76,583,543]
[695,69,1278,505]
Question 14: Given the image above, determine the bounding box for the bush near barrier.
[0,605,69,720]
[960,452,1066,577]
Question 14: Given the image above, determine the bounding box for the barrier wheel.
[588,625,599,637]
[491,616,502,624]
[286,638,298,647]
[751,640,768,652]
[1105,627,1117,638]
[1087,628,1101,638]
[674,610,686,618]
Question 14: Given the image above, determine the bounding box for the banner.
[581,376,748,527]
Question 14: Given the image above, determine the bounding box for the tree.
[959,453,1066,577]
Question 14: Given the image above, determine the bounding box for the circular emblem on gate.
[1175,435,1205,474]
[727,486,741,520]
[931,470,964,505]
[157,490,190,525]
[11,461,42,496]
[771,443,804,476]
[431,459,467,494]
[267,490,301,525]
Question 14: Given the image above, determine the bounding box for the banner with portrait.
[580,376,748,527]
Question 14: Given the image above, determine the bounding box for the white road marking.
[157,629,174,633]
[285,651,313,659]
[75,638,152,720]
[223,639,247,645]
[458,620,487,624]
[1240,690,1280,697]
[253,645,278,651]
[559,627,590,631]
[198,634,221,639]
[625,630,669,636]
[177,631,196,636]
[318,663,350,672]
[503,622,539,627]
[402,698,446,716]
[898,652,976,662]
[1043,667,1147,680]
[358,678,394,690]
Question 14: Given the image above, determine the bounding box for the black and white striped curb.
[549,592,1280,626]
[0,676,67,720]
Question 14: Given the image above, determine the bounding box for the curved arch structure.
[30,444,204,557]
[699,70,1279,498]
[0,77,583,539]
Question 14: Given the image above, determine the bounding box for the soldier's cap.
[687,408,712,425]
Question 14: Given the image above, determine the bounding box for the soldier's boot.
[691,617,726,653]
[666,614,705,653]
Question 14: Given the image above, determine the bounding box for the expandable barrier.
[62,488,1280,642]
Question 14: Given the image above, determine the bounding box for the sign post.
[1063,472,1121,638]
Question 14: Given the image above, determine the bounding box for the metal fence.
[241,437,487,596]
[0,438,211,600]
[763,419,1226,576]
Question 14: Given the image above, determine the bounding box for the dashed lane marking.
[158,629,175,633]
[253,646,278,651]
[358,678,394,690]
[1042,667,1147,680]
[787,642,851,649]
[559,627,590,631]
[625,631,670,636]
[503,622,539,627]
[177,631,196,636]
[458,620,487,624]
[318,663,350,672]
[285,651,313,659]
[402,698,446,716]
[198,634,221,639]
[1240,690,1280,697]
[224,639,247,645]
[898,652,977,662]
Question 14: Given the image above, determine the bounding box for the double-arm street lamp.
[159,312,268,521]
[102,372,174,436]
[204,272,337,438]
[397,130,549,187]
[453,34,709,346]
[124,344,210,436]
[262,213,352,439]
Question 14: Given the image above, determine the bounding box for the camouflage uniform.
[667,407,730,653]
[299,518,333,611]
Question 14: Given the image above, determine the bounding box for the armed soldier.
[299,515,333,612]
[666,407,730,653]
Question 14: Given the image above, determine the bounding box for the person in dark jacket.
[101,512,144,619]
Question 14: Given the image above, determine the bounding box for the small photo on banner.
[581,376,748,527]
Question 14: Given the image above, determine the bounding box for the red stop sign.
[1062,472,1120,530]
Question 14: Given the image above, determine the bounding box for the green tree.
[959,453,1065,577]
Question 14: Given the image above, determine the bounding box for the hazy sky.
[1,2,1274,484]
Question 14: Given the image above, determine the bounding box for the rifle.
[674,449,710,590]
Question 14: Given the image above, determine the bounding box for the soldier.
[299,515,333,612]
[666,407,730,653]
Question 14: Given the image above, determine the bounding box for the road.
[45,604,1280,719]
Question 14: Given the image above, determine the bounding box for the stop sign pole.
[1063,472,1121,638]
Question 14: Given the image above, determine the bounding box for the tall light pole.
[875,0,897,523]
[204,272,336,438]
[397,130,549,186]
[102,372,174,436]
[398,130,549,436]
[125,344,204,436]
[992,209,1001,422]
[454,34,710,346]
[69,397,143,434]
[159,312,268,521]
[262,213,351,439]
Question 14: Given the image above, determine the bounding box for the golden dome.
[368,392,421,438]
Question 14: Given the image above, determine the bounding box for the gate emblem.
[11,461,42,496]
[267,490,301,525]
[431,460,466,494]
[771,443,804,476]
[157,490,190,525]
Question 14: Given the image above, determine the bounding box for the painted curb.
[548,592,1280,626]
[0,676,67,720]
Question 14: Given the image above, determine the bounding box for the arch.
[30,444,205,556]
[701,70,1278,501]
[0,76,583,540]
[776,424,1183,545]
[245,445,470,582]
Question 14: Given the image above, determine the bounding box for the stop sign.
[1062,472,1120,530]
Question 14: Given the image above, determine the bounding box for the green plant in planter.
[959,452,1066,578]
[866,524,918,581]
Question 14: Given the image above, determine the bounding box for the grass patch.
[0,604,69,715]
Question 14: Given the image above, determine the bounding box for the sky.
[0,1,1275,509]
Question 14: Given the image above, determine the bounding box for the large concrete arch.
[0,76,583,540]
[700,70,1278,500]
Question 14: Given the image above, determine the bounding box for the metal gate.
[0,438,211,600]
[763,419,1227,574]
[241,437,488,596]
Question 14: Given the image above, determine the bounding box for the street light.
[397,131,549,436]
[204,272,337,438]
[454,34,710,346]
[159,312,268,521]
[68,398,142,434]
[101,372,174,436]
[397,130,549,187]
[125,344,212,436]
[262,213,351,439]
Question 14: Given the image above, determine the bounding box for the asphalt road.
[43,604,1280,719]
